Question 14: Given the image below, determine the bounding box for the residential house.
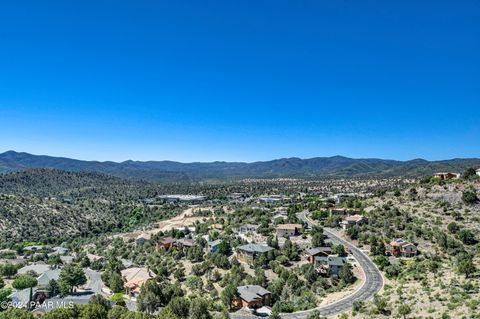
[18,263,51,276]
[121,259,134,269]
[175,238,196,249]
[276,224,303,237]
[433,172,461,180]
[476,168,480,176]
[10,287,46,309]
[207,239,222,253]
[135,233,151,247]
[272,208,288,216]
[232,285,271,309]
[272,214,287,221]
[51,247,69,255]
[388,238,418,257]
[210,223,224,231]
[0,258,26,266]
[340,215,368,230]
[156,237,176,250]
[238,224,260,234]
[258,196,282,204]
[86,254,105,264]
[23,245,44,252]
[32,293,95,317]
[236,244,274,265]
[121,267,156,298]
[60,256,74,264]
[157,195,206,204]
[314,255,348,276]
[329,208,347,215]
[37,269,61,290]
[306,247,332,265]
[229,193,247,201]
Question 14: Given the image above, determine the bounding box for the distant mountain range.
[1,150,479,182]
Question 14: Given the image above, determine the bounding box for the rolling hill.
[1,150,479,182]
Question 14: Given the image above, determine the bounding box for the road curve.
[280,212,383,318]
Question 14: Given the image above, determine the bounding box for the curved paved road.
[280,212,383,318]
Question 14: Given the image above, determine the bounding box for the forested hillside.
[1,151,479,182]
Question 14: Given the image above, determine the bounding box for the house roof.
[35,293,95,313]
[121,259,134,268]
[276,224,303,230]
[10,287,38,305]
[306,247,332,256]
[52,247,69,255]
[0,258,26,266]
[86,254,104,262]
[344,215,366,222]
[237,285,271,302]
[389,238,410,247]
[157,237,176,245]
[208,239,222,246]
[177,238,196,247]
[393,241,417,250]
[60,256,74,263]
[37,269,61,286]
[315,255,347,266]
[23,245,44,251]
[237,244,274,254]
[18,263,51,275]
[121,267,155,282]
[239,224,260,229]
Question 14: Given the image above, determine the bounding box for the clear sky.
[0,1,479,162]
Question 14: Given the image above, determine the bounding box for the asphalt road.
[279,212,383,318]
[84,268,103,294]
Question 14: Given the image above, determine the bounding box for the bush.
[374,255,390,270]
[12,275,37,290]
[462,190,478,204]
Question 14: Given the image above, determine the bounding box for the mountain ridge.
[1,150,479,182]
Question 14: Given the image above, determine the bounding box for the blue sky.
[0,1,479,162]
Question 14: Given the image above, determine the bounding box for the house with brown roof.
[121,267,156,297]
[329,208,347,215]
[156,237,176,250]
[306,247,332,265]
[388,238,418,257]
[340,215,368,230]
[232,285,271,309]
[433,172,460,180]
[276,224,303,237]
[237,244,274,265]
[175,238,196,249]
